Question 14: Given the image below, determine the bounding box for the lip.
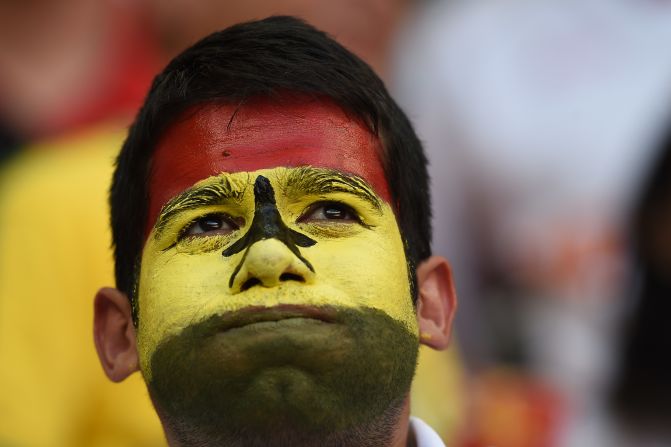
[214,304,338,334]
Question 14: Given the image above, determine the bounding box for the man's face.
[137,99,419,443]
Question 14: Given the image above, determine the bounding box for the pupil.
[324,207,344,219]
[200,217,222,231]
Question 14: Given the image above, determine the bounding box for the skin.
[149,306,418,446]
[138,165,417,379]
[145,98,391,237]
[94,98,458,447]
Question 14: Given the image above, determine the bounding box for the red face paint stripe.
[146,99,391,239]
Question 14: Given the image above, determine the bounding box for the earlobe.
[93,287,139,382]
[416,256,458,350]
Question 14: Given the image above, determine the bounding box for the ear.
[93,287,139,382]
[415,256,458,350]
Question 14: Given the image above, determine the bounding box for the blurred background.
[1,0,670,446]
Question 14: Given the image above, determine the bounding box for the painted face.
[138,99,418,442]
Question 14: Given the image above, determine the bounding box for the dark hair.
[110,16,431,317]
[611,123,671,426]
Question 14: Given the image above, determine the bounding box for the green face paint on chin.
[146,307,419,447]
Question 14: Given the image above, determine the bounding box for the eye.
[299,202,359,223]
[182,213,240,237]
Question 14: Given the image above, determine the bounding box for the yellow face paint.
[136,166,417,380]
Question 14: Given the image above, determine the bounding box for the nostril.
[279,273,304,283]
[241,278,262,291]
[239,273,304,291]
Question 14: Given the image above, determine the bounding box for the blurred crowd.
[1,1,670,446]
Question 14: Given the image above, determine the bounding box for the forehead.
[147,99,390,232]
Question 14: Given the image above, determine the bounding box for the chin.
[146,307,419,447]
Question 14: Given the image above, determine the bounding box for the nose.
[230,239,315,293]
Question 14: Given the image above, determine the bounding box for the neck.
[163,398,415,447]
[391,401,415,447]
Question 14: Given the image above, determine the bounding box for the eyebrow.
[153,176,246,237]
[283,167,382,212]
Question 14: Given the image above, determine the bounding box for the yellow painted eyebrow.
[153,176,246,237]
[283,167,382,212]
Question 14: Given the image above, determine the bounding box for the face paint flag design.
[224,175,317,289]
[137,166,418,370]
[131,101,422,445]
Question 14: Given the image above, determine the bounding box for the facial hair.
[145,306,419,447]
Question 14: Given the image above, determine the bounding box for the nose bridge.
[224,174,317,293]
[230,239,315,293]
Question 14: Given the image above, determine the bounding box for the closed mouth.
[214,304,338,333]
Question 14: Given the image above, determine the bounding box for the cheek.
[136,248,236,374]
[307,218,417,331]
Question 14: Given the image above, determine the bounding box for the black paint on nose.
[223,175,316,288]
[253,175,276,206]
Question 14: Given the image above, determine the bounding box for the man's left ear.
[415,256,457,350]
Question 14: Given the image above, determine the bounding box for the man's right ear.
[93,287,139,382]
